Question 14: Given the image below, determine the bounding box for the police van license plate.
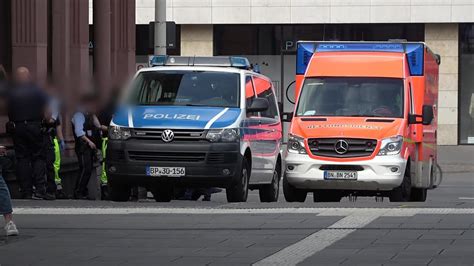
[324,171,357,180]
[146,167,185,177]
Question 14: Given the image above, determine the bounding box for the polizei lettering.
[143,113,201,120]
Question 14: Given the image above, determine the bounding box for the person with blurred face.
[42,82,66,199]
[6,67,51,200]
[71,94,107,199]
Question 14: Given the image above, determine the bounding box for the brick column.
[181,25,213,56]
[425,24,459,146]
[110,0,136,85]
[11,0,48,85]
[62,0,89,145]
[93,0,112,106]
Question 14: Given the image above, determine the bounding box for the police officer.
[43,82,66,199]
[71,94,106,199]
[6,67,51,200]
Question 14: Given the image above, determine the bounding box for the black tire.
[283,173,307,202]
[313,190,342,202]
[389,166,412,202]
[410,188,427,202]
[152,184,174,202]
[226,159,250,202]
[109,182,131,202]
[259,163,281,202]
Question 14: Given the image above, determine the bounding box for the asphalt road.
[1,170,473,266]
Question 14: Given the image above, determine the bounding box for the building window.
[214,24,424,55]
[459,23,474,145]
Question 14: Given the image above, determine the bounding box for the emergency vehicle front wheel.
[389,165,411,202]
[283,174,307,202]
[226,159,249,203]
[313,190,342,202]
[109,182,131,202]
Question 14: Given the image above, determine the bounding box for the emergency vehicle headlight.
[377,135,403,156]
[206,128,240,143]
[288,134,307,154]
[109,126,131,140]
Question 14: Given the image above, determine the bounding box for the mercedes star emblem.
[161,129,175,142]
[334,140,349,154]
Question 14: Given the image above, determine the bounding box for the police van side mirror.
[408,105,434,125]
[247,98,269,113]
[282,112,293,122]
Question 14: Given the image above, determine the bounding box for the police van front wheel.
[226,159,249,203]
[109,182,131,202]
[283,174,307,202]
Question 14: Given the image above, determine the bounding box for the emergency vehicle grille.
[132,129,206,141]
[128,151,206,162]
[308,138,377,158]
[206,153,238,164]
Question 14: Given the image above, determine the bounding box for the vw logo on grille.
[161,129,174,142]
[334,140,349,155]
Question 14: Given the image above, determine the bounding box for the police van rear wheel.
[109,182,131,202]
[226,159,249,203]
[259,164,281,203]
[283,174,307,202]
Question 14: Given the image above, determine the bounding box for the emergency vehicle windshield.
[129,71,240,108]
[296,77,404,118]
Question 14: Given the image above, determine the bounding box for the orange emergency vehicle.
[284,41,440,202]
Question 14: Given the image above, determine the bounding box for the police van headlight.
[109,126,131,140]
[377,135,403,156]
[288,134,307,154]
[206,128,240,142]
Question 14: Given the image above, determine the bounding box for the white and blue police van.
[106,56,283,202]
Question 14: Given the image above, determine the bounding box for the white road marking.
[13,207,474,215]
[254,212,381,266]
[13,207,474,265]
[459,197,474,200]
[204,108,229,129]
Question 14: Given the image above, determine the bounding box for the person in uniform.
[71,94,106,199]
[6,67,52,200]
[43,82,66,199]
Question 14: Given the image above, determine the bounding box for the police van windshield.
[296,77,404,118]
[129,71,240,108]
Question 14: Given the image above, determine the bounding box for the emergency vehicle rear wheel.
[259,163,281,202]
[283,174,307,202]
[152,184,174,202]
[410,188,427,202]
[389,166,412,202]
[226,159,249,202]
[109,182,131,202]
[313,190,342,202]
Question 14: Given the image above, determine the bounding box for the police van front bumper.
[106,139,242,188]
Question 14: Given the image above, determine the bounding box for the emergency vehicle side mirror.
[247,98,269,113]
[422,105,434,125]
[408,105,434,125]
[282,112,293,122]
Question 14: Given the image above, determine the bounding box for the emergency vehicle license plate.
[146,167,185,177]
[324,171,357,180]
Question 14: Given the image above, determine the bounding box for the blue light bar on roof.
[316,43,404,52]
[230,57,251,70]
[405,43,424,76]
[150,55,167,66]
[296,43,316,75]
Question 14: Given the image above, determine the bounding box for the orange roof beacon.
[283,41,441,203]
